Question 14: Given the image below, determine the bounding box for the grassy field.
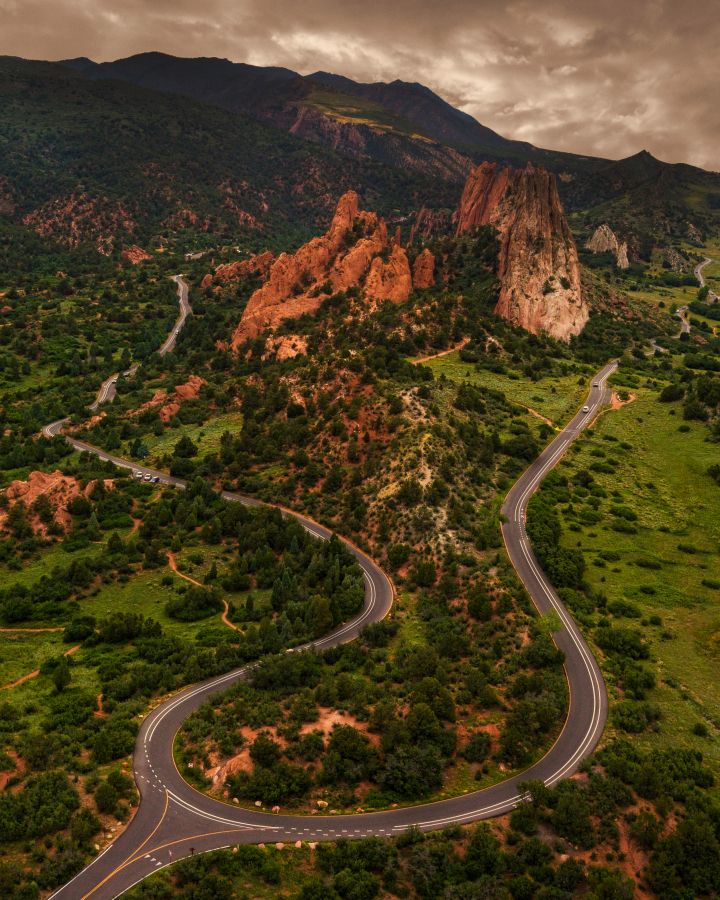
[0,630,66,686]
[424,350,590,425]
[124,411,243,464]
[552,389,720,775]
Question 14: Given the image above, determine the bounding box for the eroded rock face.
[131,375,206,422]
[409,205,453,244]
[121,245,152,265]
[231,191,413,349]
[1,471,92,534]
[585,224,629,269]
[457,162,588,341]
[213,251,274,284]
[412,248,436,288]
[22,192,135,255]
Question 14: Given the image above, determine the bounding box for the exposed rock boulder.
[585,224,629,269]
[231,192,413,349]
[213,251,274,285]
[457,162,588,341]
[121,245,152,265]
[265,335,308,361]
[1,471,97,535]
[686,222,703,246]
[22,191,135,255]
[131,375,206,422]
[412,248,436,289]
[365,245,413,302]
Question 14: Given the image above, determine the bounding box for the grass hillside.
[0,57,457,255]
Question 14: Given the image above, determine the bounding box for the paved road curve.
[88,276,190,412]
[677,255,717,336]
[46,293,616,896]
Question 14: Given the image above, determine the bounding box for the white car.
[143,473,153,482]
[592,381,599,386]
[582,405,590,413]
[134,471,144,479]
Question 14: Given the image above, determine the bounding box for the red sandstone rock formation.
[213,251,274,285]
[131,375,206,422]
[231,192,413,349]
[412,248,436,288]
[22,192,135,255]
[121,245,152,265]
[1,471,100,534]
[409,206,453,244]
[456,162,588,341]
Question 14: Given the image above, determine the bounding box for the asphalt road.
[678,255,718,336]
[158,275,192,357]
[46,301,616,897]
[87,276,190,412]
[695,255,717,300]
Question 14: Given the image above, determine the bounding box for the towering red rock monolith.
[456,162,588,340]
[230,192,413,349]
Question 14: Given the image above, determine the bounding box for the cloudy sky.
[2,0,719,169]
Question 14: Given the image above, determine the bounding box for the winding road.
[695,255,717,301]
[88,276,191,412]
[46,278,616,898]
[676,255,718,336]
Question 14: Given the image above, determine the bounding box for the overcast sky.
[2,0,718,170]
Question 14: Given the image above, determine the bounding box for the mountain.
[60,52,605,182]
[0,56,457,255]
[563,150,720,256]
[59,53,720,257]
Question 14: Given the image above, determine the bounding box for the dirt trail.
[523,406,555,427]
[611,391,636,410]
[0,627,63,633]
[167,551,238,632]
[1,644,80,690]
[411,338,469,365]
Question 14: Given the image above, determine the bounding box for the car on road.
[133,470,144,479]
[582,405,590,413]
[592,381,599,386]
[143,473,153,482]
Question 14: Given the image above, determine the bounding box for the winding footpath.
[46,277,615,898]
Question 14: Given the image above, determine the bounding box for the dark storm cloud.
[1,0,718,169]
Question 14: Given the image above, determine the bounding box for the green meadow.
[424,350,590,425]
[553,389,720,774]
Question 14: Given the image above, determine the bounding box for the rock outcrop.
[1,471,87,534]
[456,162,588,341]
[121,245,152,265]
[231,192,413,349]
[213,251,275,285]
[585,224,629,269]
[412,248,436,288]
[131,375,206,422]
[409,206,453,243]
